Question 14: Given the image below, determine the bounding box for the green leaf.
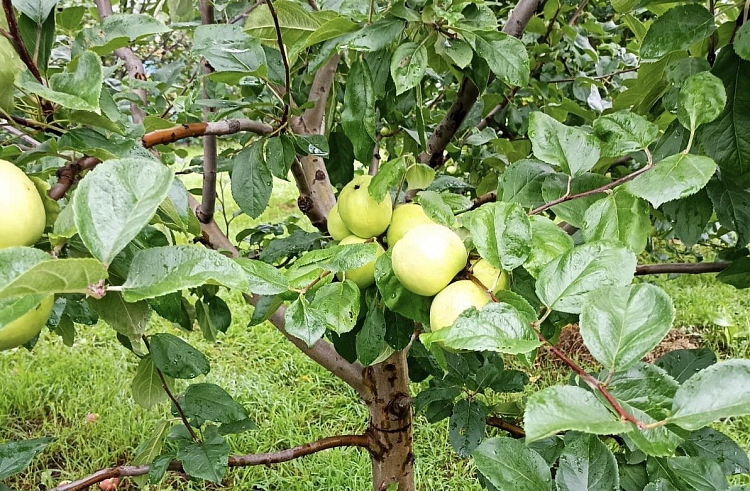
[524,215,574,278]
[405,163,435,191]
[449,399,486,457]
[176,426,229,483]
[182,383,250,426]
[0,249,107,299]
[390,42,427,95]
[420,302,541,354]
[416,190,455,227]
[607,363,679,416]
[374,253,431,325]
[122,246,249,301]
[0,41,22,112]
[13,0,59,23]
[681,428,750,475]
[193,24,266,77]
[655,348,717,384]
[528,112,601,177]
[640,5,716,60]
[284,295,327,348]
[369,156,407,202]
[472,437,552,491]
[662,189,713,248]
[465,30,529,87]
[717,257,750,289]
[75,14,170,55]
[581,188,651,254]
[18,11,54,71]
[149,333,210,379]
[524,386,632,442]
[434,35,473,68]
[341,59,376,164]
[167,0,193,22]
[293,243,378,273]
[0,437,53,479]
[131,356,173,408]
[234,258,289,295]
[499,159,555,209]
[556,433,619,491]
[626,154,716,209]
[244,1,320,47]
[347,17,404,52]
[17,52,103,112]
[706,177,750,245]
[669,360,750,430]
[462,202,532,271]
[264,137,295,179]
[73,158,173,265]
[580,284,674,371]
[541,172,611,228]
[655,457,729,490]
[196,296,231,342]
[593,111,659,157]
[736,24,750,61]
[89,292,151,338]
[302,16,358,49]
[312,281,360,334]
[231,142,273,219]
[677,72,726,132]
[535,242,636,314]
[356,294,386,366]
[293,134,329,157]
[131,419,170,486]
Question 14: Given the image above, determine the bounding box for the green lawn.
[1,175,749,489]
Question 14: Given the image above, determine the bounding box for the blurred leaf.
[0,437,53,479]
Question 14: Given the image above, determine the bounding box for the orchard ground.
[1,174,749,490]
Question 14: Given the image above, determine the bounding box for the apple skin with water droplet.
[391,224,468,296]
[429,280,491,331]
[337,175,392,239]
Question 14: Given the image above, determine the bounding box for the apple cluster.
[0,159,54,351]
[329,174,510,333]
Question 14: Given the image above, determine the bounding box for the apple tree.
[1,0,750,489]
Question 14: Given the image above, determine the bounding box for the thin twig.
[635,262,729,275]
[550,67,638,83]
[531,320,646,429]
[486,416,525,438]
[49,434,371,491]
[228,0,263,23]
[1,0,43,83]
[196,0,217,224]
[266,0,291,129]
[48,119,272,199]
[568,0,589,26]
[142,335,201,443]
[529,151,651,215]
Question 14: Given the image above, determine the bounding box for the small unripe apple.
[0,159,46,248]
[386,203,435,247]
[336,235,384,288]
[471,259,510,294]
[337,175,392,239]
[430,280,490,331]
[327,203,351,241]
[0,296,54,351]
[391,224,468,296]
[99,477,119,490]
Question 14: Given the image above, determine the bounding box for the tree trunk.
[364,350,414,491]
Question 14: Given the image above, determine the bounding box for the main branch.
[635,262,729,275]
[196,0,217,224]
[49,434,371,491]
[417,0,540,168]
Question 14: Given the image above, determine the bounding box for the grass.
[2,175,749,489]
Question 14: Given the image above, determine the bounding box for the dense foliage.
[1,0,750,489]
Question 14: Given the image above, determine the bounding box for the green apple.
[471,259,510,294]
[336,235,384,288]
[0,296,54,351]
[386,203,435,247]
[391,224,468,296]
[0,159,46,248]
[430,280,490,331]
[337,175,392,239]
[327,203,351,241]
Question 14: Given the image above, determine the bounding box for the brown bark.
[364,351,414,491]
